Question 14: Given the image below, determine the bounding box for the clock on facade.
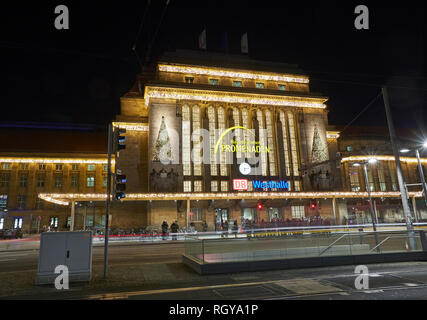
[239,162,251,175]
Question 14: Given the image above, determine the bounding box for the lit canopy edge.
[341,156,427,164]
[158,64,310,84]
[39,191,424,206]
[144,86,327,109]
[0,158,113,164]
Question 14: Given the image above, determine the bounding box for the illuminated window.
[278,84,286,91]
[37,175,45,187]
[287,113,299,176]
[103,176,107,187]
[103,164,107,171]
[87,164,95,171]
[2,163,11,170]
[72,164,80,171]
[194,180,202,192]
[265,110,276,176]
[71,176,79,187]
[55,164,63,171]
[256,82,264,89]
[257,110,268,176]
[1,174,9,187]
[87,176,95,187]
[185,76,194,84]
[232,108,243,159]
[0,195,7,210]
[377,164,386,191]
[209,79,219,85]
[211,181,218,192]
[367,168,375,191]
[54,176,62,188]
[190,208,202,222]
[21,163,29,170]
[208,106,218,176]
[388,162,398,191]
[291,206,305,219]
[233,81,242,87]
[280,111,291,176]
[0,218,3,230]
[182,105,191,176]
[346,146,352,152]
[19,174,28,188]
[349,167,360,191]
[192,105,202,176]
[50,217,58,228]
[38,164,46,170]
[247,181,253,191]
[183,181,191,192]
[17,195,25,210]
[218,107,228,176]
[14,217,23,228]
[242,108,252,160]
[221,181,228,192]
[294,180,301,191]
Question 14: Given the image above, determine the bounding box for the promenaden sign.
[253,180,290,190]
[214,126,270,154]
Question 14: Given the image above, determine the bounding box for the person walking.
[202,221,208,232]
[170,220,179,240]
[161,221,168,240]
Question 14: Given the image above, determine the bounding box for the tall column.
[332,197,337,225]
[412,197,419,223]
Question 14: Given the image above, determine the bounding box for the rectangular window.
[377,164,386,191]
[278,84,286,91]
[49,217,58,228]
[367,168,375,191]
[21,163,29,170]
[349,167,361,191]
[242,208,256,221]
[55,164,63,171]
[192,105,202,176]
[103,164,107,171]
[35,197,44,210]
[233,80,242,87]
[183,181,191,192]
[185,76,194,84]
[87,164,95,171]
[0,195,7,210]
[182,105,191,176]
[17,195,25,210]
[291,205,305,219]
[87,176,95,187]
[71,176,79,187]
[1,174,9,187]
[208,106,218,176]
[209,78,219,85]
[2,163,11,170]
[19,174,28,188]
[54,176,62,188]
[256,82,265,89]
[189,208,202,222]
[103,176,107,187]
[37,175,45,187]
[72,164,79,171]
[388,162,398,191]
[39,164,46,170]
[14,217,23,229]
[294,180,301,191]
[221,181,228,192]
[0,217,3,230]
[211,181,218,192]
[194,180,202,192]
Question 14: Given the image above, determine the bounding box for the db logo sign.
[233,179,248,191]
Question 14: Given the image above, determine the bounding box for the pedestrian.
[202,221,208,232]
[161,221,168,240]
[170,220,179,240]
[232,220,238,238]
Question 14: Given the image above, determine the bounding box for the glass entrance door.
[215,208,229,231]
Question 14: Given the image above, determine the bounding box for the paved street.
[1,240,427,300]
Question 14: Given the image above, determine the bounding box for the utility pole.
[104,123,113,278]
[362,162,380,252]
[382,87,416,249]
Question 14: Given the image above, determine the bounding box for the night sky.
[1,1,426,134]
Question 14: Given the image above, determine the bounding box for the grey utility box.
[36,231,93,285]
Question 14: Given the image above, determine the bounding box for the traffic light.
[115,171,126,200]
[257,204,263,210]
[114,128,126,152]
[310,201,316,209]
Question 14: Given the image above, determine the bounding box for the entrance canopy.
[39,191,424,206]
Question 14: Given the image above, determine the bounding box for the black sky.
[1,1,426,133]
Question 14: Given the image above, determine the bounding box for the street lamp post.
[415,148,427,205]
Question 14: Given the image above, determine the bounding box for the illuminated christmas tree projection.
[311,126,327,163]
[152,116,173,162]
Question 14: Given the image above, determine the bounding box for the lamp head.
[368,158,377,164]
[400,148,410,153]
[423,141,427,149]
[353,163,361,167]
